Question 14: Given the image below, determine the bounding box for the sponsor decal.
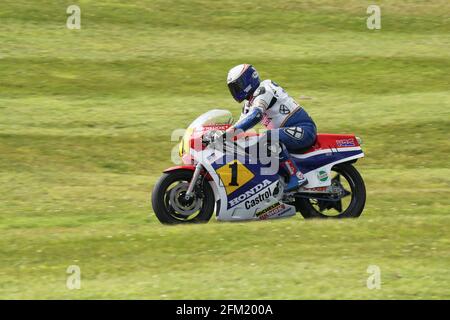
[336,138,356,147]
[244,188,273,209]
[252,71,259,79]
[228,179,272,207]
[279,104,290,115]
[285,160,296,175]
[201,124,230,131]
[256,202,286,220]
[317,170,329,182]
[303,186,327,192]
[284,127,304,140]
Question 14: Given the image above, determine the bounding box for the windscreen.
[187,109,233,130]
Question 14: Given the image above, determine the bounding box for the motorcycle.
[151,109,366,224]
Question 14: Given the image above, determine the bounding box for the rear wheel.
[151,170,215,224]
[295,163,366,219]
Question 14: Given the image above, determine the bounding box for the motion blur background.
[0,0,449,298]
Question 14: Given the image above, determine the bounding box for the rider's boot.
[279,144,308,192]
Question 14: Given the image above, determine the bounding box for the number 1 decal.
[216,160,255,195]
[229,162,239,186]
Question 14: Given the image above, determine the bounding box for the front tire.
[296,163,366,219]
[151,170,215,224]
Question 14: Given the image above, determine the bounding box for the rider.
[224,64,317,191]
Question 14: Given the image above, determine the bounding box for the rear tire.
[151,170,215,224]
[296,163,366,219]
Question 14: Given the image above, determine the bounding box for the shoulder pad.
[242,101,250,114]
[253,86,266,98]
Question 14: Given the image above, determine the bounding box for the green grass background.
[0,0,449,299]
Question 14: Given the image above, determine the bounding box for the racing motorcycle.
[151,109,366,224]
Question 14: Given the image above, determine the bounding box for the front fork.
[184,162,203,199]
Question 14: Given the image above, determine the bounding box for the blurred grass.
[0,0,449,299]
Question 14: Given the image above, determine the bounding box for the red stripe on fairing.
[301,134,359,154]
[163,165,196,172]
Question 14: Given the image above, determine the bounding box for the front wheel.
[295,163,366,219]
[151,169,215,224]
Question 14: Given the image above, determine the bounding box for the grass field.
[0,0,449,299]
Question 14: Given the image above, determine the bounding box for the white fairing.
[293,148,365,188]
[191,147,296,221]
[198,147,364,221]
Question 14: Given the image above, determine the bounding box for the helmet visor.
[228,81,244,102]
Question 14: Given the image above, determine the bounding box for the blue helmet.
[227,64,261,103]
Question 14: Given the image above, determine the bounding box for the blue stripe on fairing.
[293,150,363,174]
[210,150,362,208]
